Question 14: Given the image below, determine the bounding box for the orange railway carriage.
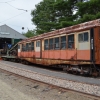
[18,19,100,76]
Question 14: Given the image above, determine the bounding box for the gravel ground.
[0,69,99,100]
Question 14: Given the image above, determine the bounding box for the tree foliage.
[76,0,100,23]
[23,30,36,38]
[30,0,100,35]
[31,0,79,34]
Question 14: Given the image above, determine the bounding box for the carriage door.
[77,31,90,60]
[35,40,41,58]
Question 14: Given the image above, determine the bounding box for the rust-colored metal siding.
[42,50,76,60]
[21,58,91,65]
[18,51,35,58]
[94,27,100,64]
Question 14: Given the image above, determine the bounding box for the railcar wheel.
[21,60,24,64]
[98,69,100,77]
[63,67,67,72]
[91,70,99,77]
[2,58,5,60]
[72,70,78,75]
[25,61,29,65]
[3,58,7,61]
[63,65,69,73]
[12,59,16,62]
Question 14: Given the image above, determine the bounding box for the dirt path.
[0,69,99,100]
[0,76,37,100]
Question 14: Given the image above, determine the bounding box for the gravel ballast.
[0,62,100,97]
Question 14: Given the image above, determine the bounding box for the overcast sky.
[0,0,42,33]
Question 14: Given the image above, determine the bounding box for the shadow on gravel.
[29,63,63,72]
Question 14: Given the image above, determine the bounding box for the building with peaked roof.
[0,24,27,49]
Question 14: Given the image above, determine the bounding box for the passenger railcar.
[18,19,100,76]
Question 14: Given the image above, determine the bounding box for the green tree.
[31,0,56,34]
[31,0,100,35]
[76,0,100,23]
[23,30,36,38]
[31,0,81,34]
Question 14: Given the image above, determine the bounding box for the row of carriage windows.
[20,32,88,51]
[44,35,74,50]
[22,42,34,51]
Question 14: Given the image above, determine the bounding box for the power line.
[6,2,28,12]
[0,0,15,3]
[0,12,27,24]
[0,0,28,12]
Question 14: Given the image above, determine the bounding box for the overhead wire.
[0,0,28,12]
[0,12,27,24]
[0,0,15,3]
[0,0,28,23]
[0,0,33,31]
[6,2,28,12]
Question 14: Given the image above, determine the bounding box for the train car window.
[22,44,23,51]
[61,36,66,49]
[44,39,49,50]
[78,32,88,42]
[78,34,83,42]
[22,44,26,51]
[84,32,88,41]
[28,43,31,51]
[36,41,38,47]
[26,43,29,51]
[68,34,74,49]
[38,41,40,47]
[36,41,40,47]
[49,38,53,50]
[54,37,60,49]
[31,42,34,50]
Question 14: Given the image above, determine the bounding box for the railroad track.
[0,68,100,100]
[0,60,100,97]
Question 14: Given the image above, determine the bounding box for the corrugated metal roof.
[0,24,27,39]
